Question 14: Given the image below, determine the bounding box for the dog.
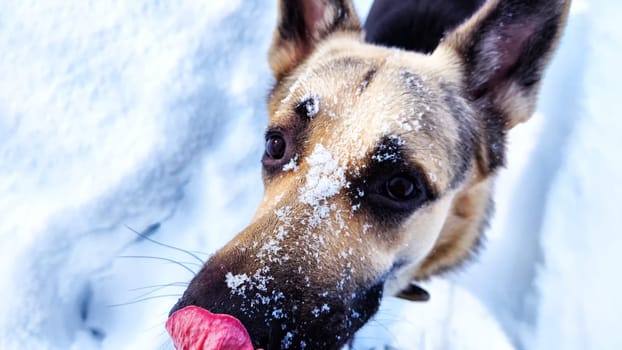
[169,0,571,348]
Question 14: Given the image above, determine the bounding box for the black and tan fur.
[170,0,571,348]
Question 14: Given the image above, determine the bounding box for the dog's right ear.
[434,0,570,171]
[269,0,361,79]
[438,0,571,129]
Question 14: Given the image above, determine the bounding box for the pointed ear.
[439,0,571,129]
[269,0,361,79]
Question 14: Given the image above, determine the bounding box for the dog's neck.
[415,167,493,279]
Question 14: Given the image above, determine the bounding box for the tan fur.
[415,171,492,279]
[440,0,572,128]
[263,34,485,296]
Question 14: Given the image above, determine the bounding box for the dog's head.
[170,0,570,348]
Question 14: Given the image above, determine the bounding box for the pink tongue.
[166,306,255,350]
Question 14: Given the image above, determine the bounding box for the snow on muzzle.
[167,208,386,349]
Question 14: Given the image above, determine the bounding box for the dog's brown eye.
[386,176,417,201]
[266,134,286,160]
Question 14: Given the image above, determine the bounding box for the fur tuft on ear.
[439,0,571,129]
[269,0,361,79]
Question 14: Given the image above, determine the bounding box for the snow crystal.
[275,206,292,224]
[225,272,250,294]
[272,308,284,319]
[310,302,332,318]
[412,117,423,131]
[282,331,294,349]
[299,144,346,207]
[282,155,299,172]
[372,135,405,164]
[275,226,288,241]
[372,151,399,163]
[299,93,320,118]
[428,172,437,183]
[258,237,282,260]
[251,266,273,293]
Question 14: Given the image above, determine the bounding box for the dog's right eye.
[265,134,286,160]
[262,129,296,174]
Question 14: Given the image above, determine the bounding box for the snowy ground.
[1,0,620,349]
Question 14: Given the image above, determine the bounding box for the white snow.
[1,0,620,349]
[299,144,347,207]
[225,272,250,295]
[282,155,299,172]
[351,280,515,350]
[282,331,294,348]
[299,93,321,119]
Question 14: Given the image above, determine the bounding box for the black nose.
[168,294,191,317]
[168,299,183,318]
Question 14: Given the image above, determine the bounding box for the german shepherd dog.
[169,0,570,348]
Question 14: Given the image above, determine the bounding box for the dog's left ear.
[438,0,571,129]
[269,0,361,79]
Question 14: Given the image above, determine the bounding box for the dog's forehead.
[269,42,464,190]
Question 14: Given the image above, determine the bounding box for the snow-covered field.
[1,0,620,349]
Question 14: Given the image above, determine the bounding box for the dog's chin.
[244,281,384,350]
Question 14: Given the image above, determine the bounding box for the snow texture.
[299,144,347,207]
[299,94,321,119]
[1,0,620,349]
[282,155,299,172]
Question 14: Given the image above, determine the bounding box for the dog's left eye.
[386,176,418,201]
[352,168,434,222]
